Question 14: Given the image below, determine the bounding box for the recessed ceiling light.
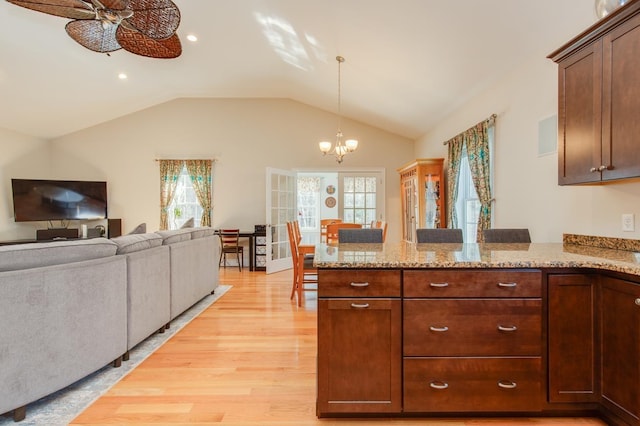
[118,73,128,80]
[186,34,198,42]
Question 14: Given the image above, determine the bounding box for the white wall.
[0,127,51,240]
[415,54,640,242]
[46,98,413,241]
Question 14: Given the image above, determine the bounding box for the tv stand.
[36,228,79,241]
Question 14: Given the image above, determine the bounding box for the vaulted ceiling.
[0,0,597,140]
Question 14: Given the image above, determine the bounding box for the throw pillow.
[180,218,194,229]
[127,222,147,235]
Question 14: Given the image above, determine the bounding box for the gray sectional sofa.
[0,227,219,422]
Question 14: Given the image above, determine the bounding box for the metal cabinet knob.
[598,165,608,171]
[590,167,598,173]
[635,298,640,306]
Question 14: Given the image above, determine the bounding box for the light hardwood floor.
[71,268,607,425]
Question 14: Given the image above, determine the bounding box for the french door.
[265,168,296,273]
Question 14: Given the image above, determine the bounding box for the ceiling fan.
[6,0,182,58]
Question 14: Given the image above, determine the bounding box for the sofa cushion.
[189,227,215,239]
[111,233,163,254]
[156,229,193,245]
[0,238,118,272]
[180,218,194,228]
[127,222,147,235]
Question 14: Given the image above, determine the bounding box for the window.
[297,177,321,231]
[167,165,204,230]
[342,175,377,226]
[455,151,481,243]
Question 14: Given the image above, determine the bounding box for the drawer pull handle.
[497,325,517,332]
[498,282,517,288]
[498,380,517,389]
[350,303,370,309]
[350,282,370,287]
[429,326,449,332]
[429,381,449,390]
[430,282,449,288]
[635,298,640,306]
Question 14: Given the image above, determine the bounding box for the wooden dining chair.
[286,221,317,306]
[371,220,388,242]
[326,222,362,244]
[218,229,244,271]
[320,219,342,243]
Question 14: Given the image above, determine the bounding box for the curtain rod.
[154,158,218,162]
[442,113,497,145]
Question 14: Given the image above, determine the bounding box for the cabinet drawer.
[404,269,541,298]
[318,269,401,297]
[404,357,542,412]
[404,299,542,356]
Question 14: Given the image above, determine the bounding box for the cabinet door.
[600,276,640,424]
[401,174,417,242]
[601,14,640,181]
[557,40,602,185]
[317,298,401,415]
[548,274,597,403]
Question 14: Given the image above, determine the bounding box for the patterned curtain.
[185,159,213,227]
[297,177,321,192]
[465,118,493,242]
[446,134,465,229]
[159,160,184,230]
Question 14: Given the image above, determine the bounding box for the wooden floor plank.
[70,267,606,425]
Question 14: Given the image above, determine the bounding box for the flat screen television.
[11,178,108,222]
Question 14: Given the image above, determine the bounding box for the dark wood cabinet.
[550,4,640,185]
[547,273,598,403]
[315,266,640,424]
[600,276,640,425]
[402,269,543,413]
[316,269,402,416]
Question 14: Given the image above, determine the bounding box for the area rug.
[0,285,231,426]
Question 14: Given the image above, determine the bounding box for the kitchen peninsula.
[315,236,640,426]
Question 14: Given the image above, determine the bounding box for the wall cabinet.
[600,276,640,425]
[547,273,598,403]
[316,269,402,416]
[397,158,446,242]
[550,3,640,184]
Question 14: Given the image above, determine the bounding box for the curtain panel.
[185,160,213,227]
[159,160,183,230]
[444,114,495,242]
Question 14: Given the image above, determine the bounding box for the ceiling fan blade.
[65,19,121,53]
[125,0,180,39]
[91,0,127,10]
[116,25,181,58]
[6,0,94,19]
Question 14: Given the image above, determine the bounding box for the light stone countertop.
[314,242,640,276]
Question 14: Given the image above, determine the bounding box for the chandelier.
[319,56,359,163]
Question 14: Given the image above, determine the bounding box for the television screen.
[11,179,108,222]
